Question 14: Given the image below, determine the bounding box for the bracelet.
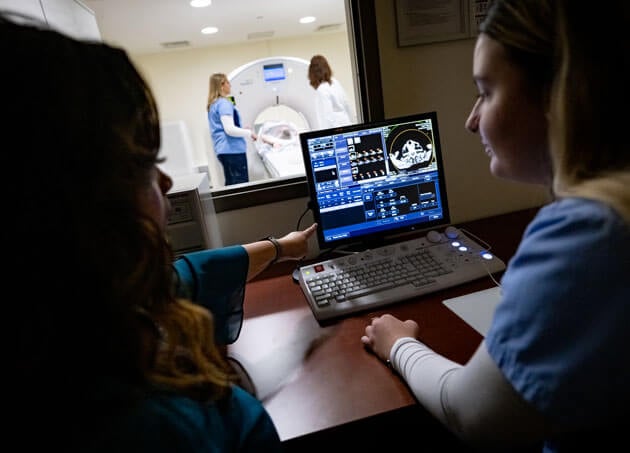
[263,236,281,265]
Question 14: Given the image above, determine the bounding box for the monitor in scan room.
[263,63,286,82]
[299,111,450,251]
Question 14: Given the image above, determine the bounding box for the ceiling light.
[190,0,211,7]
[201,26,218,35]
[299,16,316,24]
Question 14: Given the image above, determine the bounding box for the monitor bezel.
[299,111,450,251]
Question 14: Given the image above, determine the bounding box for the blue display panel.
[263,63,286,82]
[299,111,450,250]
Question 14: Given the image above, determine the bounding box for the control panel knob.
[445,226,460,239]
[426,230,442,243]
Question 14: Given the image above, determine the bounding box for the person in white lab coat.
[308,54,356,130]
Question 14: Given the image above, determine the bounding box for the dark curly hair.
[5,11,232,421]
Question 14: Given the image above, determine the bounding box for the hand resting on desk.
[361,314,420,363]
[361,314,547,450]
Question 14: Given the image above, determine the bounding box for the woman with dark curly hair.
[5,11,317,451]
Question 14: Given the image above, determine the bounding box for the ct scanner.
[228,56,316,182]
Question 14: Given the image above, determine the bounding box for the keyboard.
[297,228,506,322]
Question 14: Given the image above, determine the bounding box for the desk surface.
[229,207,539,444]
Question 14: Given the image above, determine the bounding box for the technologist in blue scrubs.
[207,72,257,186]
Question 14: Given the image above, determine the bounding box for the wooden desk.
[229,208,539,449]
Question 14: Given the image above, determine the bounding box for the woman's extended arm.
[243,223,317,280]
[173,223,318,345]
[220,114,257,139]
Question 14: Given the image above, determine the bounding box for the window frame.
[211,0,383,213]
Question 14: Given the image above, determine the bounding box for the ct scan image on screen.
[299,111,450,251]
[387,126,435,173]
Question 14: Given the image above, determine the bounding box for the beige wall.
[131,32,355,189]
[374,0,549,223]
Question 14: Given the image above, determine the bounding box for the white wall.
[0,0,100,40]
[41,0,100,41]
[0,0,44,19]
[202,194,317,255]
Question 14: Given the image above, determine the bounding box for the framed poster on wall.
[469,0,490,35]
[395,0,470,47]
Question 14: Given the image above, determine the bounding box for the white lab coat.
[313,77,355,130]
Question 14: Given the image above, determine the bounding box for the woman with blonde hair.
[207,72,257,186]
[362,1,629,451]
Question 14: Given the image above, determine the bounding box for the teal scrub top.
[174,245,249,345]
[82,384,281,453]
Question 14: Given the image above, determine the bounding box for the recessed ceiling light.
[299,16,316,24]
[190,0,211,7]
[201,26,218,35]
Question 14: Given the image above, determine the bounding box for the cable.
[295,203,311,231]
[481,259,503,288]
[292,202,313,282]
[459,227,492,252]
[459,227,502,288]
[291,202,359,281]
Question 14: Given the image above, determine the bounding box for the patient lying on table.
[255,121,306,178]
[258,121,299,150]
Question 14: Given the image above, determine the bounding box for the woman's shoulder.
[167,387,282,451]
[329,78,348,95]
[531,197,627,242]
[539,196,620,217]
[330,77,345,88]
[210,96,231,109]
[316,80,333,91]
[226,386,283,450]
[151,386,272,429]
[93,387,280,452]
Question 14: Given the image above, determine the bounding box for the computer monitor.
[299,111,450,251]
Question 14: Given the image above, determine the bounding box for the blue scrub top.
[208,97,247,156]
[486,198,629,450]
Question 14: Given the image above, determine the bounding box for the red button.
[314,264,325,272]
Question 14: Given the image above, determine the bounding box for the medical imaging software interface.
[304,114,448,246]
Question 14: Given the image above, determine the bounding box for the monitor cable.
[458,227,503,289]
[292,202,313,283]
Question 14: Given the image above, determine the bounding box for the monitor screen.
[299,111,450,250]
[263,63,286,82]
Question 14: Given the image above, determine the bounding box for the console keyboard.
[298,228,506,322]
